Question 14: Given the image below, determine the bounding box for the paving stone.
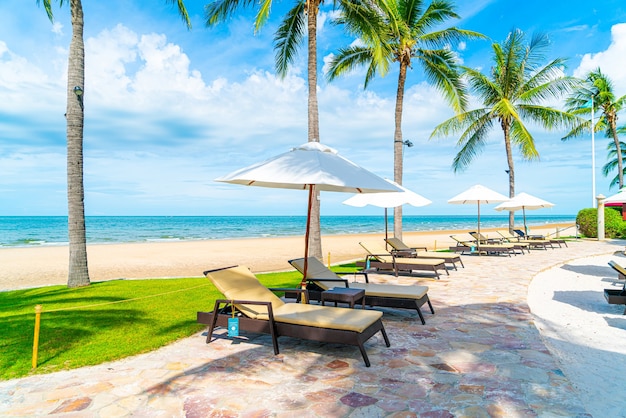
[0,240,621,416]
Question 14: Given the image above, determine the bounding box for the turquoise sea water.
[0,215,576,248]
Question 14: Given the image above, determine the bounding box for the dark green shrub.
[577,207,626,238]
[605,207,626,237]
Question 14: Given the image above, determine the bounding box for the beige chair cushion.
[205,265,285,319]
[360,242,443,265]
[348,283,429,299]
[273,303,382,332]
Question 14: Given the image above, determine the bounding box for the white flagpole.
[592,95,596,208]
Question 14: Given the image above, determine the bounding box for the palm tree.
[38,0,191,288]
[206,0,348,259]
[431,29,579,231]
[326,0,483,240]
[602,136,626,190]
[564,68,626,189]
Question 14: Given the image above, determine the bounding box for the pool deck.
[1,239,625,417]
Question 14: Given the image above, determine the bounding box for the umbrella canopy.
[216,142,400,282]
[448,184,509,252]
[494,192,554,234]
[342,179,432,242]
[217,142,397,193]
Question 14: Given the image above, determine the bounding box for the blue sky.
[2,0,626,217]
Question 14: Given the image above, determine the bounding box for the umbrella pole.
[477,202,481,255]
[384,208,388,249]
[301,185,314,301]
[523,206,527,236]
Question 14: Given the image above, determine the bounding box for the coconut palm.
[38,0,191,288]
[564,68,626,189]
[602,136,626,190]
[431,29,579,231]
[326,0,483,240]
[206,0,361,258]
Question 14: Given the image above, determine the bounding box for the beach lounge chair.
[513,229,567,248]
[469,231,504,244]
[605,261,626,314]
[495,230,552,250]
[609,260,626,281]
[197,265,390,367]
[449,234,517,256]
[289,257,434,324]
[385,237,464,269]
[358,241,449,279]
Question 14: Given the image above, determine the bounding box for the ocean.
[0,215,576,248]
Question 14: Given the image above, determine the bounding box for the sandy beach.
[0,223,574,290]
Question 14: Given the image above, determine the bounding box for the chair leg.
[357,344,371,367]
[416,307,426,325]
[206,304,221,344]
[427,297,435,314]
[380,324,390,347]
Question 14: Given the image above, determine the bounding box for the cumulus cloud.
[574,23,626,91]
[51,22,63,35]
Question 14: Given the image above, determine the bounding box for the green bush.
[577,207,626,238]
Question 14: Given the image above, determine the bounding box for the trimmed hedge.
[576,207,626,238]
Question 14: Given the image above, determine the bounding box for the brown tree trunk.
[306,0,322,260]
[66,0,90,288]
[393,61,408,240]
[502,121,515,233]
[609,115,624,189]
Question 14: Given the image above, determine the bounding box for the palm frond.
[517,104,581,131]
[419,27,487,49]
[325,45,381,87]
[509,119,539,160]
[37,0,56,21]
[167,0,192,29]
[430,108,490,139]
[205,0,257,26]
[413,0,459,33]
[417,48,467,112]
[273,2,306,77]
[451,114,495,172]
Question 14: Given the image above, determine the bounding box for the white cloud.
[318,9,342,33]
[574,23,626,92]
[51,22,63,35]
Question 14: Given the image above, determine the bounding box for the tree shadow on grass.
[1,308,149,380]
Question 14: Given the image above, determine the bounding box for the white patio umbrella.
[603,186,626,207]
[342,179,432,243]
[216,142,400,283]
[494,192,554,235]
[448,184,509,252]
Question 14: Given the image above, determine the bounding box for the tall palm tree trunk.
[502,122,515,232]
[610,118,624,189]
[393,61,408,240]
[66,0,90,288]
[306,0,322,260]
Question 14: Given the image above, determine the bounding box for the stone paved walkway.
[1,239,623,417]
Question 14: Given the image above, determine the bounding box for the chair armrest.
[391,249,415,257]
[213,298,276,321]
[336,271,370,283]
[306,278,350,288]
[269,288,310,303]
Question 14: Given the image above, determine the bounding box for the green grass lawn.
[0,269,311,381]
